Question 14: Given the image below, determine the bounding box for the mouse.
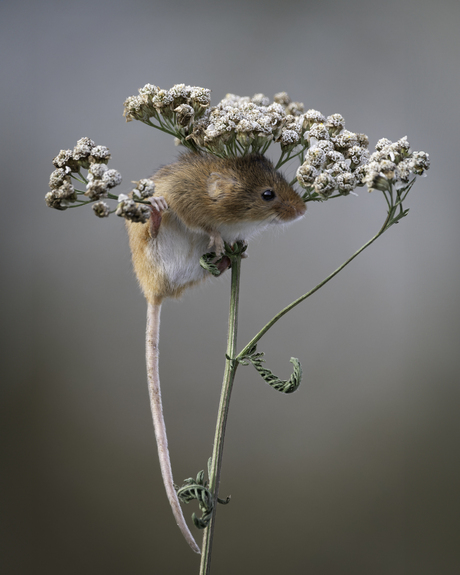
[125,151,306,553]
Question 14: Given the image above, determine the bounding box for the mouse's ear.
[207,172,238,199]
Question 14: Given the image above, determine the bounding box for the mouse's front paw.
[148,196,168,239]
[150,196,168,213]
[207,231,225,255]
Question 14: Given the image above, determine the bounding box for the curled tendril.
[176,460,230,529]
[199,252,225,276]
[237,344,302,394]
[199,241,247,276]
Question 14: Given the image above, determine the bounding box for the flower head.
[90,145,111,164]
[132,179,156,199]
[88,163,108,180]
[174,104,195,127]
[274,91,291,107]
[85,179,109,200]
[102,169,122,188]
[52,149,79,172]
[93,201,110,218]
[49,167,72,189]
[364,137,430,191]
[116,198,150,223]
[285,101,304,117]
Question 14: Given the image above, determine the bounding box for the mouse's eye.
[261,189,276,201]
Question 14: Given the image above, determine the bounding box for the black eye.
[261,189,276,201]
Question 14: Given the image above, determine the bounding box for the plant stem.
[197,187,405,571]
[236,209,393,361]
[199,254,242,575]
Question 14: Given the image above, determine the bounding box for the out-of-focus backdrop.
[1,0,459,573]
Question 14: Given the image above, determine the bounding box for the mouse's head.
[207,154,306,225]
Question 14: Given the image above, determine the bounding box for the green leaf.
[200,252,224,276]
[238,345,302,394]
[176,463,230,530]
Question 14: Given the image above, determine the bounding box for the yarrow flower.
[295,114,429,200]
[102,169,122,188]
[363,136,430,192]
[273,91,291,107]
[49,84,430,227]
[123,83,211,126]
[93,201,110,218]
[85,179,109,200]
[174,104,195,127]
[46,139,157,222]
[116,196,150,223]
[131,179,156,199]
[45,180,77,210]
[88,163,108,180]
[49,167,72,189]
[52,138,111,174]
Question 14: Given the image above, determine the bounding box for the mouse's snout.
[276,197,306,222]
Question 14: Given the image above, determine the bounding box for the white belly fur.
[146,214,270,290]
[148,213,210,288]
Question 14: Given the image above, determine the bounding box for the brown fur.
[152,152,305,230]
[126,151,306,552]
[126,152,306,303]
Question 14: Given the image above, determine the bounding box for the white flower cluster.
[92,200,110,218]
[109,178,156,223]
[123,83,211,124]
[51,88,430,225]
[364,137,430,192]
[47,138,159,222]
[296,115,370,199]
[123,84,319,156]
[187,93,288,153]
[85,162,122,201]
[48,137,112,209]
[111,178,156,224]
[115,194,151,223]
[52,137,111,172]
[297,126,430,199]
[131,178,156,199]
[47,138,151,222]
[45,167,77,210]
[186,92,325,155]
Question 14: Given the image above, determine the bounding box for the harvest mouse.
[126,152,306,553]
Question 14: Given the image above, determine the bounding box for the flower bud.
[174,104,195,127]
[93,201,110,218]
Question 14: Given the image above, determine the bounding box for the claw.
[148,196,168,239]
[150,196,168,213]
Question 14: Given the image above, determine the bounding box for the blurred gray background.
[1,0,459,573]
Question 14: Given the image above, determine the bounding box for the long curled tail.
[146,301,201,554]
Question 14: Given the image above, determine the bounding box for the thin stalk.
[72,171,88,185]
[275,146,307,170]
[236,209,393,361]
[143,119,177,138]
[199,254,242,575]
[68,200,93,208]
[197,184,406,571]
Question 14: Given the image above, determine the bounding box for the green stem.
[199,254,242,575]
[196,182,408,570]
[275,146,307,170]
[72,172,88,185]
[67,200,93,208]
[143,119,177,138]
[274,150,286,170]
[236,209,393,361]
